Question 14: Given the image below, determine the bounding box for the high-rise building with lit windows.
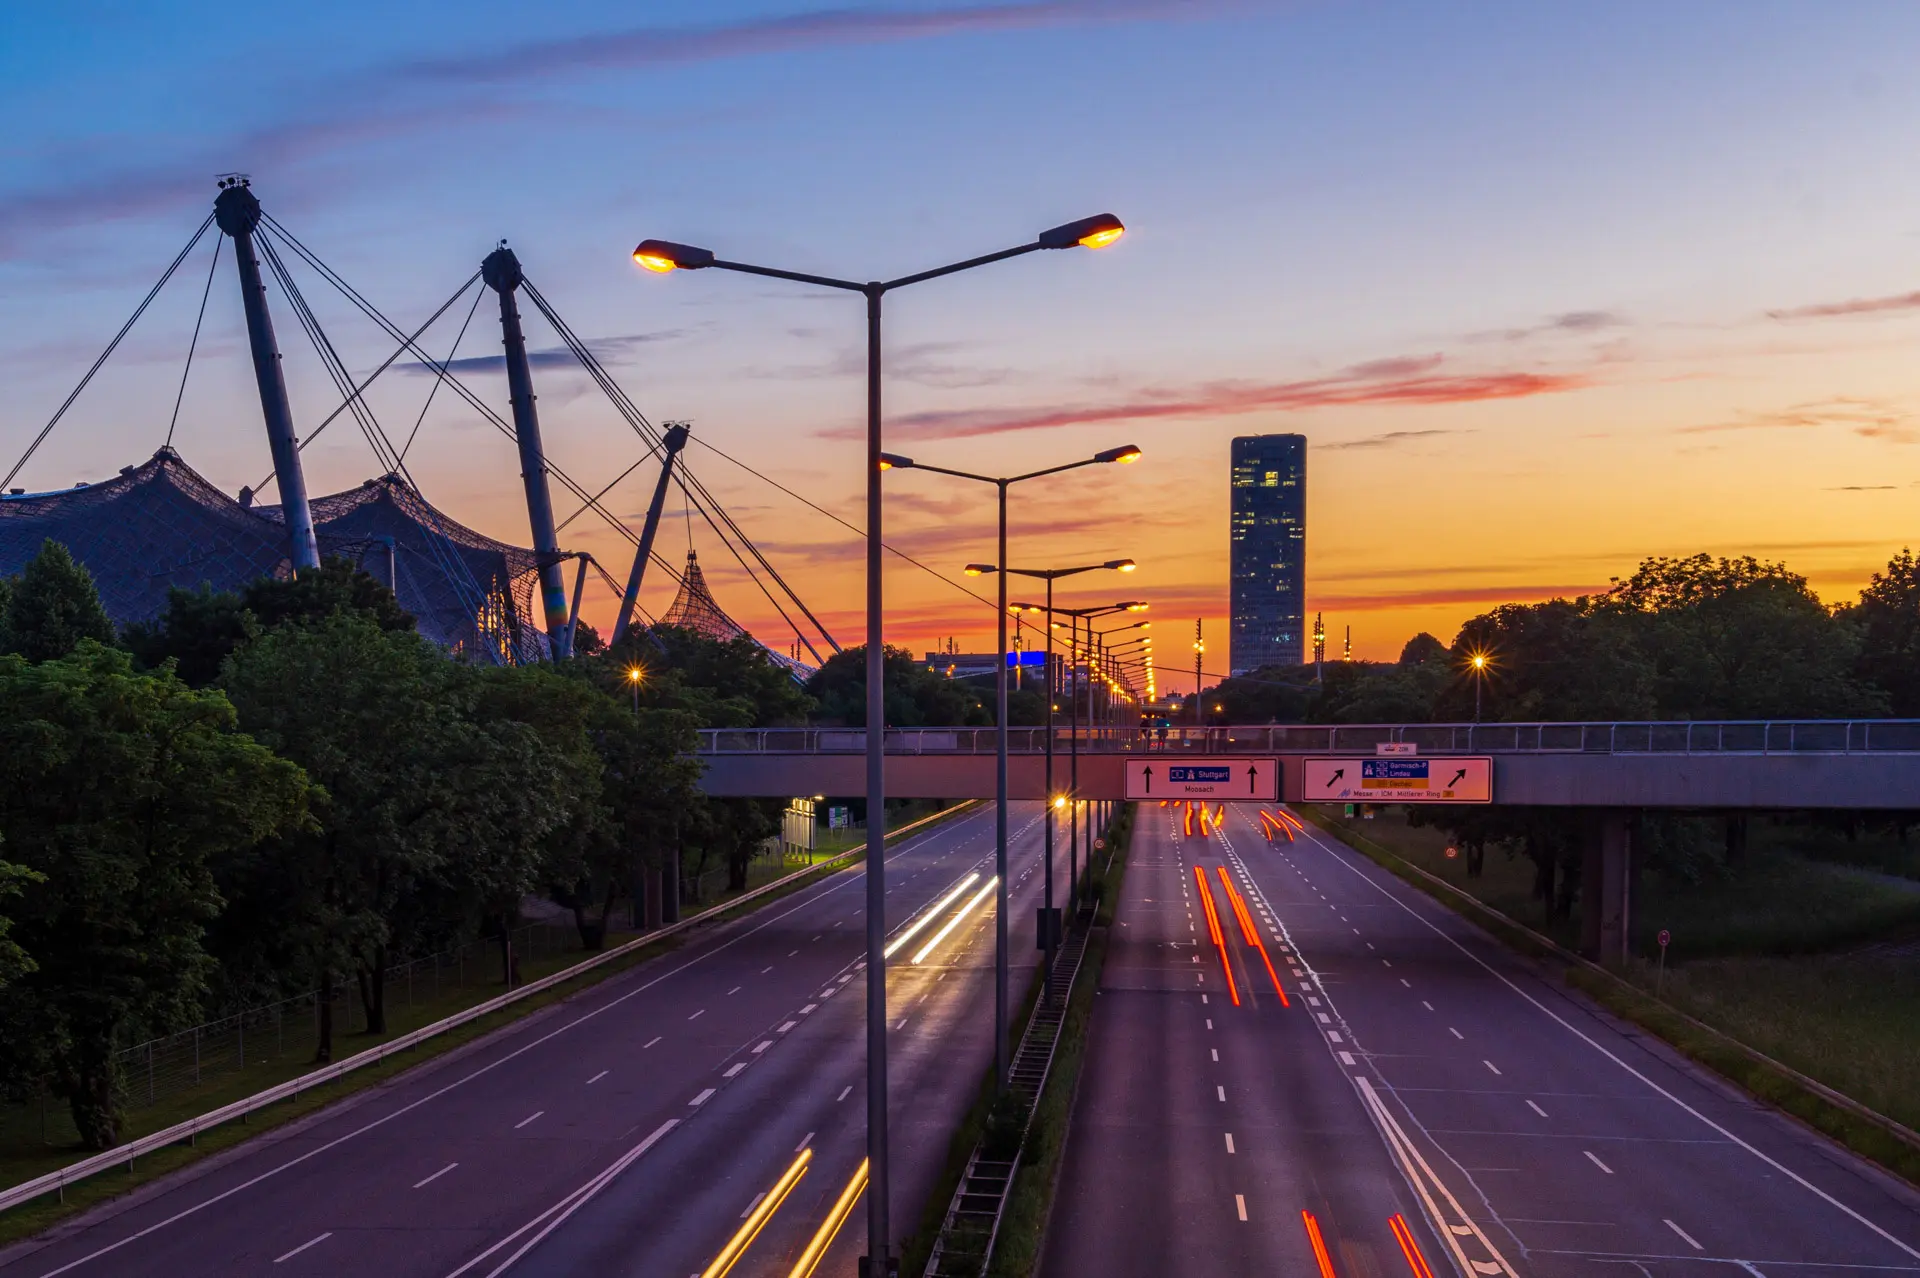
[1229,434,1306,675]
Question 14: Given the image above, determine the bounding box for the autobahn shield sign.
[1302,757,1492,803]
[1125,758,1278,801]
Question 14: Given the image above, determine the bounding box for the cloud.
[404,1,1218,83]
[827,355,1587,441]
[1679,396,1915,442]
[1767,290,1920,321]
[751,340,1016,389]
[399,331,683,376]
[1319,428,1468,451]
[1310,583,1610,610]
[1825,485,1897,491]
[1469,310,1627,343]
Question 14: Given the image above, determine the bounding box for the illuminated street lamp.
[632,212,1124,1272]
[626,665,644,717]
[1468,651,1491,722]
[883,445,1141,1088]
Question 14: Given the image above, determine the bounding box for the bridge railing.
[697,720,1920,756]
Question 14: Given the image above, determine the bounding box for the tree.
[0,540,115,662]
[0,644,310,1146]
[0,852,38,992]
[1210,664,1316,724]
[1607,554,1880,718]
[221,616,507,1050]
[1439,599,1655,722]
[1847,547,1920,715]
[1399,633,1447,666]
[806,645,991,727]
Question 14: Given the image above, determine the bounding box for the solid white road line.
[587,1070,609,1085]
[1665,1218,1704,1250]
[514,1111,543,1130]
[1584,1150,1614,1174]
[273,1233,332,1264]
[414,1163,459,1189]
[1295,816,1920,1263]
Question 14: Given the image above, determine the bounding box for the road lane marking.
[587,1070,609,1084]
[725,1063,746,1077]
[514,1111,543,1129]
[1307,996,1321,1007]
[1316,1013,1332,1024]
[1423,1001,1434,1010]
[274,1233,332,1264]
[1664,1218,1703,1250]
[1224,1133,1235,1153]
[1338,1051,1356,1065]
[1328,1031,1343,1043]
[741,1191,767,1218]
[644,1036,662,1049]
[836,1086,852,1102]
[761,966,774,974]
[688,1009,705,1021]
[1206,1019,1213,1029]
[1217,1086,1227,1102]
[413,1163,459,1189]
[1583,1150,1614,1174]
[1211,1048,1219,1061]
[788,950,799,957]
[795,1131,814,1152]
[1449,1028,1464,1040]
[1484,1060,1501,1075]
[800,1004,817,1013]
[754,1040,773,1053]
[1526,1100,1548,1118]
[728,986,742,995]
[691,1089,715,1106]
[1235,1194,1248,1221]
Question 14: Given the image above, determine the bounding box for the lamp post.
[885,444,1141,1087]
[626,665,643,718]
[633,212,1124,1274]
[1469,651,1489,723]
[1052,602,1147,911]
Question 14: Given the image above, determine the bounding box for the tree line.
[0,541,812,1148]
[1208,549,1920,918]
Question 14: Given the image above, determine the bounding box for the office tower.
[1228,433,1306,675]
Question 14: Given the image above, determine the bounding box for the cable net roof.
[0,447,553,664]
[657,550,747,642]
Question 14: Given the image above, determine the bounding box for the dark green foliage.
[1399,632,1447,665]
[0,644,312,1146]
[1846,547,1920,716]
[806,644,991,727]
[0,541,115,662]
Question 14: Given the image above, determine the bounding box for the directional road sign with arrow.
[1301,757,1492,803]
[1124,757,1278,801]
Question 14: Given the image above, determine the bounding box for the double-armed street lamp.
[631,212,1125,1276]
[881,445,1140,1087]
[1050,601,1148,909]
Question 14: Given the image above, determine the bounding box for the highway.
[0,801,1068,1278]
[1044,801,1920,1277]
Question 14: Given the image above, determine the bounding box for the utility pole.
[1193,618,1204,727]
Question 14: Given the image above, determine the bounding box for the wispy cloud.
[827,354,1587,441]
[1825,484,1897,491]
[1678,396,1915,442]
[1767,290,1920,321]
[398,331,684,376]
[1468,309,1626,344]
[1319,428,1468,452]
[751,340,1016,389]
[1311,583,1609,610]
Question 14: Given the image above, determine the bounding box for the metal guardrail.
[699,720,1920,757]
[0,804,972,1216]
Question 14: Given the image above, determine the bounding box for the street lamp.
[633,212,1124,1272]
[1468,651,1491,723]
[626,665,644,717]
[882,445,1141,1087]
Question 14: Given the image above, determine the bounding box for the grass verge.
[0,801,978,1245]
[1292,805,1920,1189]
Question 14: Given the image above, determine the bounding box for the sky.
[5,1,1920,687]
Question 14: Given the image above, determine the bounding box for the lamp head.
[1038,213,1126,250]
[631,239,716,272]
[1094,443,1143,465]
[1108,559,1137,572]
[626,666,644,683]
[964,563,997,577]
[878,452,914,470]
[1010,601,1041,612]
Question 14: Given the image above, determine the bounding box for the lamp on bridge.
[630,210,1126,1277]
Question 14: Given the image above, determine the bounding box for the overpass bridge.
[696,719,1920,809]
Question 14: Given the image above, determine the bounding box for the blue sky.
[6,2,1920,665]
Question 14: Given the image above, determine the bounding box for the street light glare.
[631,238,717,272]
[1094,444,1143,465]
[1109,559,1137,572]
[1037,212,1126,251]
[964,563,995,577]
[626,666,644,683]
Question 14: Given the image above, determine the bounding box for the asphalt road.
[1044,801,1920,1278]
[0,800,1077,1278]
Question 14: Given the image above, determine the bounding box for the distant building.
[1229,433,1306,675]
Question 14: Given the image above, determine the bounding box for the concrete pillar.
[1580,810,1632,964]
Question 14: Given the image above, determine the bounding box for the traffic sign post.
[1300,757,1492,804]
[1656,929,1671,994]
[1123,757,1278,801]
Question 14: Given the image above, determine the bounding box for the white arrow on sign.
[1125,757,1278,801]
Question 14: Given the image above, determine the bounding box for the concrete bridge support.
[1580,810,1634,964]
